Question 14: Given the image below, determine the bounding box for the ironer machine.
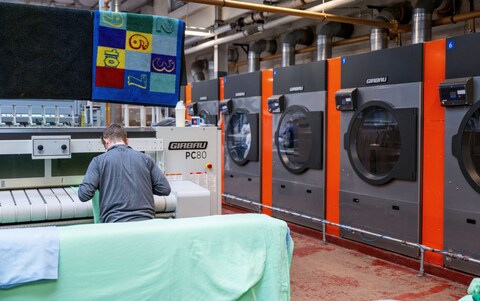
[0,126,221,227]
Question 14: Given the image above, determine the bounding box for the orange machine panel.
[219,77,225,204]
[261,69,273,216]
[422,39,446,265]
[326,57,341,236]
[185,83,191,121]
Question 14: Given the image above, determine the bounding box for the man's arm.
[150,160,171,196]
[78,158,100,202]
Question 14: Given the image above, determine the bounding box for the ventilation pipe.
[370,3,412,51]
[247,39,277,72]
[317,22,354,60]
[412,0,448,44]
[282,28,314,67]
[190,59,209,81]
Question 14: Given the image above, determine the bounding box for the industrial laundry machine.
[187,79,220,126]
[0,126,222,227]
[440,33,480,275]
[267,61,326,229]
[220,71,263,211]
[336,44,423,257]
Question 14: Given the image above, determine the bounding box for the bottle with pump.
[175,100,185,127]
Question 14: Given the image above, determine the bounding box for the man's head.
[102,124,128,149]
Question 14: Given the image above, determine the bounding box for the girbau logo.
[168,141,208,150]
[289,86,304,92]
[365,76,388,85]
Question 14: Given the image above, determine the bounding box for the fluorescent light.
[185,26,211,37]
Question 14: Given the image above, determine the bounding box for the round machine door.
[344,101,417,185]
[199,108,217,126]
[226,108,259,166]
[452,101,480,193]
[275,105,323,174]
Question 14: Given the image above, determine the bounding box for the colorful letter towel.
[92,11,185,107]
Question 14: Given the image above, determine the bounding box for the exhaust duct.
[248,39,277,72]
[282,28,314,67]
[317,22,354,60]
[412,0,449,44]
[370,3,412,51]
[190,59,209,82]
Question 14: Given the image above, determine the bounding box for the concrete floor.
[290,231,468,301]
[222,205,470,301]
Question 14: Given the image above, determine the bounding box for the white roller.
[153,195,166,212]
[65,188,93,218]
[39,189,62,220]
[153,194,176,213]
[11,190,30,223]
[164,194,176,212]
[0,190,16,223]
[25,189,47,221]
[52,188,75,219]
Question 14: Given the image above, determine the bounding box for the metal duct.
[185,0,359,55]
[191,59,209,81]
[248,39,277,72]
[412,0,445,44]
[370,3,412,51]
[317,22,354,61]
[282,28,314,67]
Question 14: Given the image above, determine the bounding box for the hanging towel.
[0,227,59,289]
[0,3,93,100]
[92,11,185,107]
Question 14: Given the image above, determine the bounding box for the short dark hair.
[102,124,127,144]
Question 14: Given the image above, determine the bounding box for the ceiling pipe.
[229,8,480,68]
[412,0,445,44]
[229,34,370,68]
[282,28,314,67]
[182,0,400,30]
[370,3,412,51]
[248,39,277,72]
[433,9,480,26]
[317,22,354,61]
[185,0,360,55]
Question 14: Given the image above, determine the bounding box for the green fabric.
[459,296,474,301]
[70,187,100,223]
[473,294,480,301]
[0,214,292,301]
[469,278,480,295]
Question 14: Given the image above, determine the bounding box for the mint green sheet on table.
[0,214,293,301]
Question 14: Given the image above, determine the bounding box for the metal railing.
[222,193,480,276]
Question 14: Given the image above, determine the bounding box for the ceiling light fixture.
[185,26,212,37]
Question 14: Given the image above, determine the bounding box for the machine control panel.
[219,99,233,115]
[335,88,358,111]
[267,95,285,114]
[32,135,71,159]
[439,77,473,107]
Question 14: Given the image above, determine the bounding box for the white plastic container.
[175,100,185,127]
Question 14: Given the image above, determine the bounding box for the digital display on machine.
[439,77,473,107]
[335,88,358,111]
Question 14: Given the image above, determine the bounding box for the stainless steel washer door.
[345,101,417,185]
[452,101,480,193]
[226,108,259,166]
[275,105,323,174]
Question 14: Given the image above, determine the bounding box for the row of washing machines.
[186,33,480,276]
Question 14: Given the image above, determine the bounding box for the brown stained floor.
[290,231,467,301]
[222,205,470,301]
